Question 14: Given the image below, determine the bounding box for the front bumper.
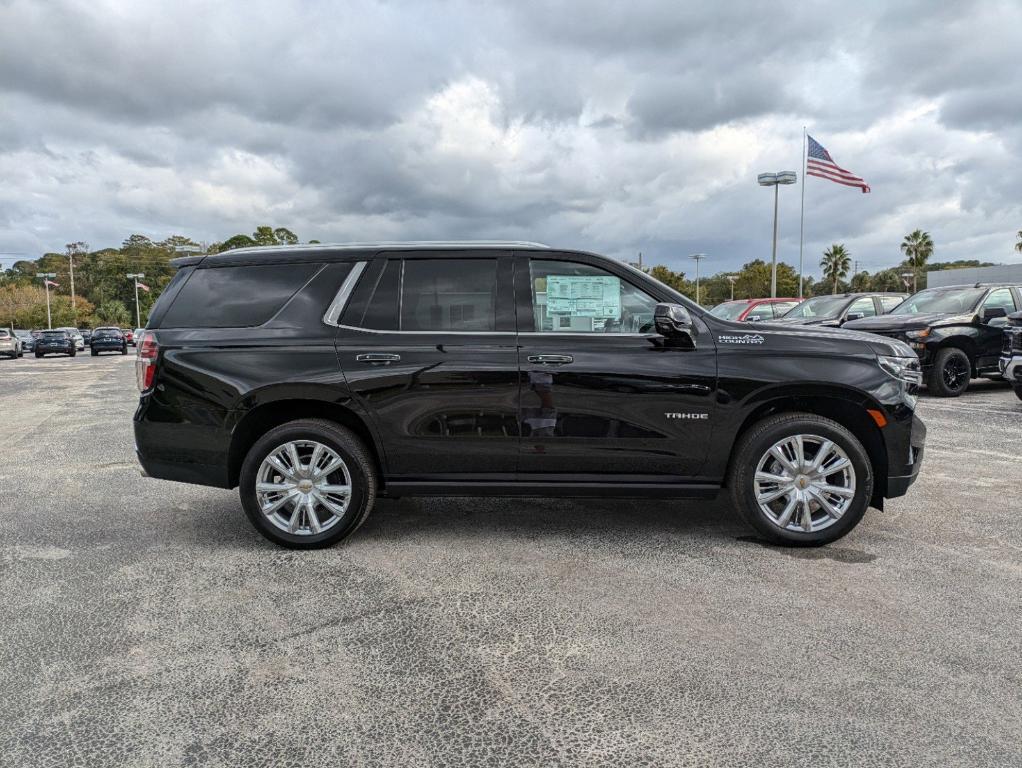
[1000,354,1022,385]
[884,413,927,499]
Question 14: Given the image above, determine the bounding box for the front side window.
[847,297,877,318]
[782,295,848,319]
[401,259,497,332]
[880,296,904,312]
[529,260,658,334]
[982,288,1016,315]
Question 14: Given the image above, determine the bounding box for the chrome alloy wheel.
[753,434,856,533]
[255,440,352,536]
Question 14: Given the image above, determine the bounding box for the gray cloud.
[1,0,1020,276]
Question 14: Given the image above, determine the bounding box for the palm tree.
[1015,230,1022,254]
[820,244,852,294]
[900,229,934,292]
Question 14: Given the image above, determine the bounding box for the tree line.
[2,227,1018,328]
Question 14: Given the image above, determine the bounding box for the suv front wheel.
[729,413,873,546]
[239,419,377,549]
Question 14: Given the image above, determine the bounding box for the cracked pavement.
[1,353,1020,766]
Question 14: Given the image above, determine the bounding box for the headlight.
[878,355,922,384]
[905,328,930,340]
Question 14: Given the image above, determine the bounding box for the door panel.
[515,254,718,478]
[335,253,520,477]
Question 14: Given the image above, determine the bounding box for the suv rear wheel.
[729,412,873,546]
[239,419,377,549]
[927,347,971,397]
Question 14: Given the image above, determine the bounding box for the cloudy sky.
[2,0,1020,278]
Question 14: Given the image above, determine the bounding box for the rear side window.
[848,297,877,318]
[401,259,497,332]
[162,263,321,328]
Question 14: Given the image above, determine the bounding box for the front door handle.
[527,354,573,365]
[356,353,401,364]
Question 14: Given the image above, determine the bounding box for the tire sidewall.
[734,416,873,546]
[239,422,373,548]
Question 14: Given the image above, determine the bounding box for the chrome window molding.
[333,323,656,338]
[322,261,367,326]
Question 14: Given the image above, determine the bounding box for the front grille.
[1013,331,1022,351]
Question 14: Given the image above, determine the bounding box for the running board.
[381,481,720,499]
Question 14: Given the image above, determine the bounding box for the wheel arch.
[930,333,978,373]
[227,398,383,489]
[724,389,888,508]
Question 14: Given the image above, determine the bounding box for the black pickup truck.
[1000,311,1022,401]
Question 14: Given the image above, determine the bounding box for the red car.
[121,328,134,345]
[709,297,800,322]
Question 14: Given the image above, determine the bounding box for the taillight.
[136,331,159,392]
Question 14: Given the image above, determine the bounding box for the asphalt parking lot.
[1,353,1020,767]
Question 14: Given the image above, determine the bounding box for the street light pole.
[727,274,738,301]
[757,171,798,298]
[690,253,707,305]
[127,273,145,328]
[36,272,56,329]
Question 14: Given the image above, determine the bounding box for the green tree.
[95,300,132,326]
[850,271,871,292]
[1015,230,1022,254]
[820,244,852,294]
[900,229,934,292]
[647,264,693,299]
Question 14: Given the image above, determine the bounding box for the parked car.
[775,292,906,327]
[844,283,1022,397]
[14,329,35,353]
[1000,311,1022,401]
[57,327,86,350]
[709,297,800,322]
[78,328,93,346]
[91,327,128,356]
[133,327,145,344]
[0,328,21,358]
[122,328,135,346]
[135,241,926,550]
[35,329,76,357]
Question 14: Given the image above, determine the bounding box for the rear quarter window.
[161,263,322,328]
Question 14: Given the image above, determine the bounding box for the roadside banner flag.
[137,283,151,292]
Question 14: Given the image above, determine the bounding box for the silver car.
[57,327,86,350]
[0,328,22,359]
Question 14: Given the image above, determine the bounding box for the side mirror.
[654,303,696,347]
[983,306,1008,323]
[845,312,865,322]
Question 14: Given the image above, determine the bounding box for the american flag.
[137,282,150,292]
[806,135,870,193]
[44,279,59,288]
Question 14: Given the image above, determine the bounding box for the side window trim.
[323,261,367,326]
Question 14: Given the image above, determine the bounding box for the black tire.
[1014,387,1022,402]
[926,347,971,397]
[121,346,127,355]
[91,349,98,356]
[35,352,43,358]
[239,419,377,549]
[69,349,76,357]
[728,412,874,547]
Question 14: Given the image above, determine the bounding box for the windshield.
[891,287,985,315]
[709,301,751,321]
[782,295,849,319]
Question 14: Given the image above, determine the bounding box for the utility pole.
[37,272,56,329]
[727,274,738,301]
[127,273,145,328]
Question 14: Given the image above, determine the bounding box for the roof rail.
[216,240,551,256]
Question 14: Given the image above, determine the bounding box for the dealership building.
[927,263,1022,288]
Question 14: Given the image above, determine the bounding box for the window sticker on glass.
[545,275,622,319]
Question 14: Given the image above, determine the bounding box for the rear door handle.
[356,353,401,364]
[527,354,573,365]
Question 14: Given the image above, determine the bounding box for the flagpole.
[798,126,807,299]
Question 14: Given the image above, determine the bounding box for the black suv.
[844,283,1022,397]
[90,327,128,355]
[1000,311,1022,401]
[35,330,76,357]
[774,292,906,327]
[135,242,926,549]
